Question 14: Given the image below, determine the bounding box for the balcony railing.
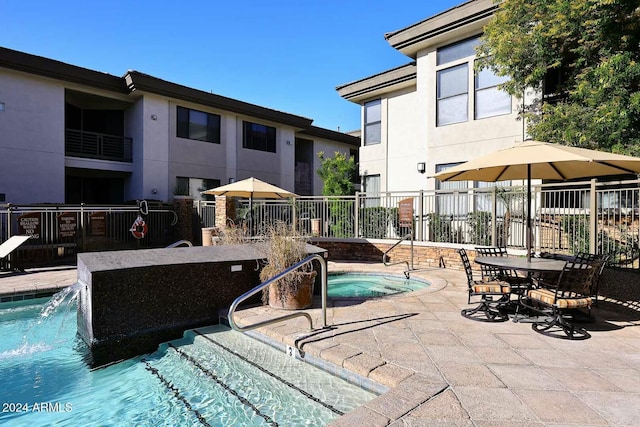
[65,129,133,162]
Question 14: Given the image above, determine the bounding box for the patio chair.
[521,259,600,340]
[474,246,531,289]
[575,252,609,306]
[459,248,511,322]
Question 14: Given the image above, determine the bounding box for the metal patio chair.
[459,248,511,322]
[521,259,601,340]
[575,252,610,306]
[475,246,531,288]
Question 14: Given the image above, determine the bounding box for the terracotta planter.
[268,271,317,310]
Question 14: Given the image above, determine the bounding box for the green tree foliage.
[316,151,357,196]
[478,0,640,155]
[317,151,357,237]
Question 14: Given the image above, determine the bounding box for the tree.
[316,151,357,237]
[316,151,357,196]
[478,0,640,156]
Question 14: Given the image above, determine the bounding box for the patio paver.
[4,261,640,426]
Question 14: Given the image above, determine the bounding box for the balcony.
[65,129,132,162]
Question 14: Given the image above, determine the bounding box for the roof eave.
[0,46,128,93]
[125,71,313,129]
[297,125,360,147]
[336,62,417,103]
[385,0,498,58]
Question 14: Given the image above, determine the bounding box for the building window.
[475,180,512,214]
[363,174,380,207]
[436,35,511,126]
[177,106,220,143]
[437,64,469,126]
[243,121,276,152]
[437,36,480,66]
[175,177,220,201]
[364,100,381,146]
[435,163,468,217]
[475,64,511,119]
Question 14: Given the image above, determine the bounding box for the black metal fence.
[1,203,177,268]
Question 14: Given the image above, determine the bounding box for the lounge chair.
[0,235,31,271]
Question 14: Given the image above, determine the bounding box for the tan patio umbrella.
[432,140,640,260]
[201,177,297,233]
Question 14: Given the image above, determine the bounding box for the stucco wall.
[138,94,170,201]
[0,69,65,203]
[125,97,145,200]
[386,87,425,192]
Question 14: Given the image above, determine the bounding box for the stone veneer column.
[215,196,236,227]
[172,196,193,242]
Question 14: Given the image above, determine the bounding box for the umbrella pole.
[526,164,532,262]
[249,196,253,237]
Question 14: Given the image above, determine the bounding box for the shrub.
[360,207,388,238]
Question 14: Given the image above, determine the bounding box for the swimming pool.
[327,273,430,298]
[0,289,376,426]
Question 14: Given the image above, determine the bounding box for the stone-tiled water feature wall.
[77,244,326,367]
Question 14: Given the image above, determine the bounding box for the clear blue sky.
[2,0,462,132]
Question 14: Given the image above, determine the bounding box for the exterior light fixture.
[417,162,426,174]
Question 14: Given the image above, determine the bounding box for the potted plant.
[258,222,316,310]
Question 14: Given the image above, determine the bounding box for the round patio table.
[474,256,569,323]
[474,256,567,274]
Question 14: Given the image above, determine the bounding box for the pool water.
[0,289,376,426]
[327,273,430,298]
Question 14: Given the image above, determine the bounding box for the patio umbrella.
[201,177,297,233]
[432,140,640,260]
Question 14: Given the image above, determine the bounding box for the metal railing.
[223,179,638,269]
[65,129,133,162]
[193,200,216,228]
[228,253,328,333]
[382,233,414,278]
[166,240,193,248]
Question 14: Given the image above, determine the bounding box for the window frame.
[175,176,220,201]
[176,106,221,143]
[436,35,481,66]
[363,174,381,208]
[474,61,512,120]
[242,121,277,153]
[436,63,470,126]
[435,162,468,218]
[364,99,381,146]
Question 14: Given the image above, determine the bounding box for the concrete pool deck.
[2,262,640,425]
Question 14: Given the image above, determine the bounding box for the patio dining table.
[474,256,568,322]
[474,256,567,275]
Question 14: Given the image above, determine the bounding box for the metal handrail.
[165,240,193,248]
[383,233,414,278]
[228,253,328,333]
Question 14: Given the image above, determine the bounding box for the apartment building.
[0,47,358,204]
[337,0,526,195]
